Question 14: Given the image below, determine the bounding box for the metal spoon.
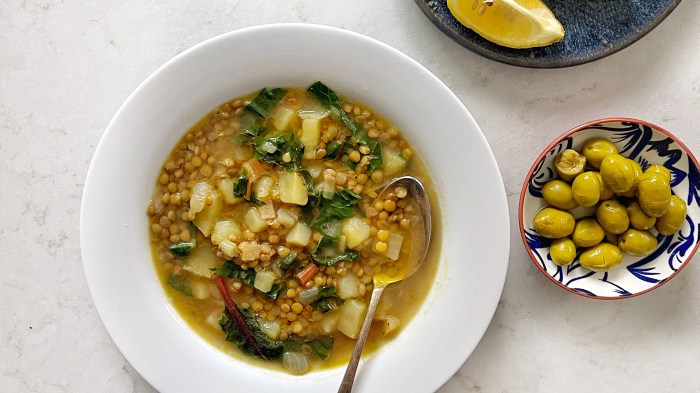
[337,176,432,393]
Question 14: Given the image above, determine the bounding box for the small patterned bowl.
[519,118,700,299]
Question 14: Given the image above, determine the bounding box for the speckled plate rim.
[518,117,700,299]
[414,0,683,68]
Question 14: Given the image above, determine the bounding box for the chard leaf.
[246,88,287,118]
[366,141,383,172]
[276,251,298,272]
[309,335,334,360]
[314,189,361,228]
[308,81,360,135]
[233,170,248,198]
[254,133,304,168]
[312,285,344,313]
[166,274,192,296]
[215,261,256,287]
[219,307,283,360]
[311,235,359,266]
[266,283,284,300]
[325,140,342,158]
[168,242,193,257]
[236,111,267,145]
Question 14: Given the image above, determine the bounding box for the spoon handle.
[337,285,386,393]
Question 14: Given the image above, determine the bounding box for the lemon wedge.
[447,0,564,49]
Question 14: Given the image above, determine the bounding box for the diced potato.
[337,274,361,299]
[211,220,242,245]
[260,320,281,340]
[320,312,339,334]
[279,171,308,206]
[255,175,275,199]
[342,217,370,248]
[245,207,268,232]
[183,246,225,279]
[240,242,262,261]
[277,208,297,228]
[382,316,401,335]
[193,191,222,237]
[382,146,408,176]
[271,107,296,131]
[190,278,211,300]
[254,270,276,293]
[337,299,367,339]
[286,222,312,247]
[258,203,276,220]
[301,118,322,159]
[218,178,243,205]
[385,232,404,261]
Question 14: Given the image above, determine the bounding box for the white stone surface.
[2,0,699,392]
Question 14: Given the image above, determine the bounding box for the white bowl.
[81,24,509,392]
[519,118,700,299]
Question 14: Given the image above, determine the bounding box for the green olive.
[627,201,656,230]
[617,159,643,198]
[533,207,576,239]
[572,171,601,207]
[592,172,614,201]
[618,229,658,257]
[637,169,671,217]
[542,180,577,210]
[550,237,577,266]
[600,154,638,193]
[595,200,630,234]
[572,218,605,247]
[582,138,618,169]
[655,195,687,235]
[555,149,586,182]
[647,164,671,181]
[579,243,624,272]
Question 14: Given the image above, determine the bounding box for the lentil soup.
[147,82,440,374]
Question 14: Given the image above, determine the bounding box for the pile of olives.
[533,138,688,272]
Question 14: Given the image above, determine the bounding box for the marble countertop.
[2,1,699,392]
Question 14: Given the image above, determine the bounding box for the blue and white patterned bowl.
[519,118,700,299]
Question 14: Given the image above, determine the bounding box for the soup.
[147,82,440,374]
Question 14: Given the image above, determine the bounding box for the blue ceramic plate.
[415,0,682,68]
[519,118,700,299]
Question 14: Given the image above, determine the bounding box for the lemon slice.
[447,0,564,49]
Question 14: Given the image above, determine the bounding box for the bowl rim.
[518,117,700,300]
[80,22,510,392]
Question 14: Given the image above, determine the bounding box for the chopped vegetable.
[310,235,359,266]
[286,222,312,247]
[244,207,268,232]
[337,274,361,299]
[245,88,287,119]
[382,146,408,176]
[270,106,296,131]
[342,217,370,248]
[216,276,283,360]
[308,335,334,360]
[282,351,309,375]
[192,190,222,237]
[312,285,344,313]
[166,274,192,296]
[233,171,248,198]
[215,262,282,299]
[218,178,243,204]
[242,158,269,180]
[183,246,224,279]
[313,189,361,228]
[296,263,319,286]
[276,208,297,228]
[254,270,276,293]
[385,232,404,261]
[211,220,242,246]
[254,133,304,169]
[307,81,359,135]
[276,251,298,272]
[279,170,309,206]
[190,278,211,300]
[169,239,194,258]
[337,298,367,339]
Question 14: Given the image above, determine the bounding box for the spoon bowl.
[337,176,432,393]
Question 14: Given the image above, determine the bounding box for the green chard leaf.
[168,225,196,257]
[219,307,283,360]
[308,81,360,135]
[166,274,192,296]
[311,236,359,266]
[254,133,304,168]
[309,335,334,360]
[215,261,256,287]
[314,189,361,228]
[245,88,288,118]
[276,251,299,272]
[233,170,249,198]
[312,285,344,313]
[235,111,268,146]
[366,140,383,172]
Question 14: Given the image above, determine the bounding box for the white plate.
[80,24,509,393]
